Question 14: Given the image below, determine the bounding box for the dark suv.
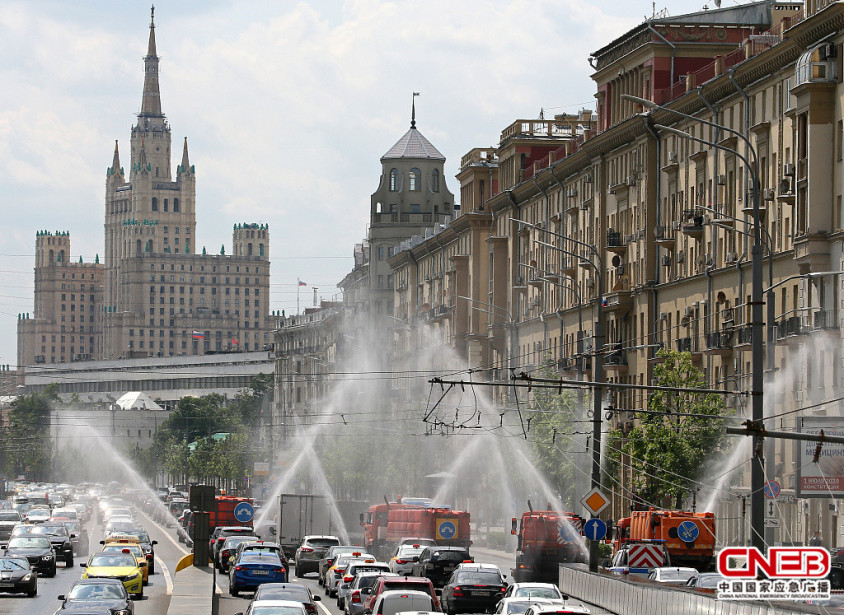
[410,546,472,587]
[18,523,75,566]
[295,535,340,577]
[441,566,508,614]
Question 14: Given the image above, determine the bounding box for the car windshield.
[242,553,281,564]
[246,546,281,555]
[513,588,561,599]
[68,583,126,600]
[63,522,81,532]
[696,575,727,588]
[103,545,143,557]
[506,601,548,614]
[350,565,389,575]
[89,554,136,567]
[125,531,150,543]
[383,581,432,594]
[308,538,340,547]
[434,550,467,562]
[28,525,66,537]
[0,558,28,571]
[659,570,696,580]
[255,587,310,601]
[397,547,424,557]
[9,537,51,549]
[0,512,19,521]
[252,607,305,615]
[457,572,503,585]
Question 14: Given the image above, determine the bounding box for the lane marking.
[157,555,174,595]
[317,598,334,615]
[135,507,189,555]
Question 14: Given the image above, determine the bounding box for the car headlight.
[21,573,32,581]
[126,573,140,580]
[42,555,53,561]
[116,610,131,615]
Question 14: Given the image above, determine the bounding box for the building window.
[151,197,158,211]
[389,168,398,191]
[411,203,420,213]
[409,168,421,191]
[174,198,180,212]
[432,169,439,192]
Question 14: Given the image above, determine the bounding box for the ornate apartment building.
[391,0,844,546]
[17,10,274,368]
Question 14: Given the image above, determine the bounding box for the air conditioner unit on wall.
[717,174,727,185]
[661,255,671,267]
[677,252,685,263]
[684,306,695,318]
[783,163,796,176]
[668,152,678,163]
[726,252,738,264]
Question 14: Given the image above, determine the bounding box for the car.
[81,551,144,598]
[25,507,51,524]
[320,545,364,585]
[363,575,440,615]
[295,535,341,577]
[685,572,728,589]
[0,556,37,597]
[233,541,285,574]
[211,526,257,565]
[100,540,149,585]
[235,598,308,615]
[105,520,139,536]
[370,589,436,615]
[57,578,135,614]
[326,553,376,597]
[0,510,22,545]
[22,522,75,566]
[62,520,90,557]
[389,544,426,575]
[110,530,157,575]
[398,537,438,548]
[51,507,80,522]
[410,546,472,588]
[337,560,391,608]
[501,583,566,601]
[4,536,56,576]
[252,582,322,615]
[344,572,399,615]
[523,603,591,615]
[229,551,287,597]
[440,566,508,615]
[493,598,556,615]
[219,536,259,573]
[646,566,699,586]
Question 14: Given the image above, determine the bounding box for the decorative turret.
[140,5,162,118]
[177,137,193,175]
[35,230,70,269]
[232,222,269,258]
[107,141,124,179]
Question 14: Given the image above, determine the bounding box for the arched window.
[409,168,421,191]
[151,197,158,212]
[173,198,180,212]
[136,240,142,256]
[163,199,169,212]
[389,169,398,191]
[49,249,55,264]
[259,244,265,256]
[432,169,440,193]
[247,243,253,256]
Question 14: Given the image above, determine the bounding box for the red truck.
[360,500,471,560]
[510,508,586,582]
[613,508,716,571]
[186,495,254,542]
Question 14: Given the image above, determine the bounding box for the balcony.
[793,233,830,273]
[513,275,527,292]
[544,266,560,283]
[654,225,676,249]
[676,336,703,361]
[528,274,544,289]
[705,332,733,357]
[735,324,753,351]
[604,346,629,373]
[602,288,633,314]
[561,258,576,277]
[558,357,577,372]
[681,210,705,239]
[813,310,838,330]
[606,230,627,254]
[776,315,806,345]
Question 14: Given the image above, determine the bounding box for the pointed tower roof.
[382,128,445,161]
[109,140,122,176]
[180,137,190,171]
[140,5,163,118]
[137,138,149,172]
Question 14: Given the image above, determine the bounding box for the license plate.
[252,570,270,575]
[443,566,454,572]
[0,583,13,588]
[473,591,490,596]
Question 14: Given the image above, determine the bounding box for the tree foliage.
[615,350,728,507]
[1,386,58,481]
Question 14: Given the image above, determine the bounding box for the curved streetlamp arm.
[699,204,773,255]
[508,218,603,270]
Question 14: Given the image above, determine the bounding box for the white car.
[525,603,590,615]
[647,566,699,586]
[238,599,308,615]
[494,598,555,615]
[371,590,435,615]
[501,583,566,601]
[389,544,425,575]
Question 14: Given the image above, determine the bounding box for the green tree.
[618,349,728,507]
[2,386,58,481]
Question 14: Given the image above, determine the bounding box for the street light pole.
[644,110,766,551]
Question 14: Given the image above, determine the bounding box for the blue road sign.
[437,520,457,540]
[584,518,607,541]
[233,501,255,523]
[677,520,699,543]
[763,480,781,499]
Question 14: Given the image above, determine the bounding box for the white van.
[372,590,436,615]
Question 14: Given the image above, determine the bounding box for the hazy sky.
[0,0,726,366]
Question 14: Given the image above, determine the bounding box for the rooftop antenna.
[411,92,419,129]
[151,4,155,26]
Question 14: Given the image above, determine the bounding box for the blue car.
[229,552,287,596]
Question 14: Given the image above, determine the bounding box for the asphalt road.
[216,546,611,615]
[0,507,189,615]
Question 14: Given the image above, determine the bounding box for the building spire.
[110,140,121,176]
[411,92,419,129]
[180,137,190,173]
[140,5,163,117]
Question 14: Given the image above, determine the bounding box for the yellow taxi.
[100,537,149,585]
[82,550,144,598]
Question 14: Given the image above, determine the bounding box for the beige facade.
[390,2,844,546]
[17,10,274,368]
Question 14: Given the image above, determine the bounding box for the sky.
[0,0,731,367]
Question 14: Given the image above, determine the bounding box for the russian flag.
[298,278,307,286]
[192,331,204,339]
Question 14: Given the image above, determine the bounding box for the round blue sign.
[558,522,580,543]
[437,520,456,539]
[677,520,699,543]
[584,518,607,541]
[233,501,255,523]
[763,480,781,499]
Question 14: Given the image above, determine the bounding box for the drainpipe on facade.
[534,175,553,353]
[506,190,522,375]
